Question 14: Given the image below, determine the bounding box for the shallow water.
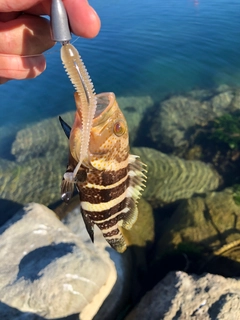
[0,0,240,215]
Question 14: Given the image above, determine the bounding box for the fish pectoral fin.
[59,116,72,139]
[119,154,147,230]
[81,210,94,243]
[61,178,74,203]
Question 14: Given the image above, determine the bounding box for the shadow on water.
[0,301,79,320]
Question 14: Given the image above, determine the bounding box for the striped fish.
[60,92,147,253]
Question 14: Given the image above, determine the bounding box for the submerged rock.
[125,271,240,320]
[156,188,240,276]
[0,154,66,210]
[11,111,74,163]
[150,96,206,150]
[132,147,221,207]
[150,85,240,152]
[0,203,129,320]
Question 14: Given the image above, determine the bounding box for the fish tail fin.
[105,233,127,253]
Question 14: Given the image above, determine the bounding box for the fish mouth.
[93,92,115,125]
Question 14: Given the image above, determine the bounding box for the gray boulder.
[126,271,240,320]
[0,203,127,320]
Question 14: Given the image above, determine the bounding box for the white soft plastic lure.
[61,43,97,181]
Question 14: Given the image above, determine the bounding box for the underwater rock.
[0,124,18,160]
[0,203,119,320]
[11,95,153,163]
[132,147,221,207]
[125,271,240,320]
[0,154,66,210]
[232,88,240,110]
[156,188,240,276]
[150,96,207,150]
[11,111,74,162]
[150,85,239,152]
[120,197,154,248]
[211,91,234,114]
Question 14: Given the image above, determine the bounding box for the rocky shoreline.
[1,86,240,319]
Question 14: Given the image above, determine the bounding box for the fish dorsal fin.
[59,116,71,139]
[119,155,147,230]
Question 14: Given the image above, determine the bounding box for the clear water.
[0,0,240,210]
[1,0,240,129]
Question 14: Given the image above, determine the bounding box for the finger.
[64,0,101,38]
[0,0,46,12]
[0,12,21,21]
[0,14,54,55]
[25,0,101,38]
[0,0,101,38]
[0,54,46,80]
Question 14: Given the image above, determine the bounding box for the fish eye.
[113,120,126,137]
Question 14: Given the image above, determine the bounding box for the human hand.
[0,0,101,84]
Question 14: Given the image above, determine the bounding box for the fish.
[59,42,146,253]
[60,92,147,253]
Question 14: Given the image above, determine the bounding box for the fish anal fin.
[119,198,138,230]
[81,209,94,243]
